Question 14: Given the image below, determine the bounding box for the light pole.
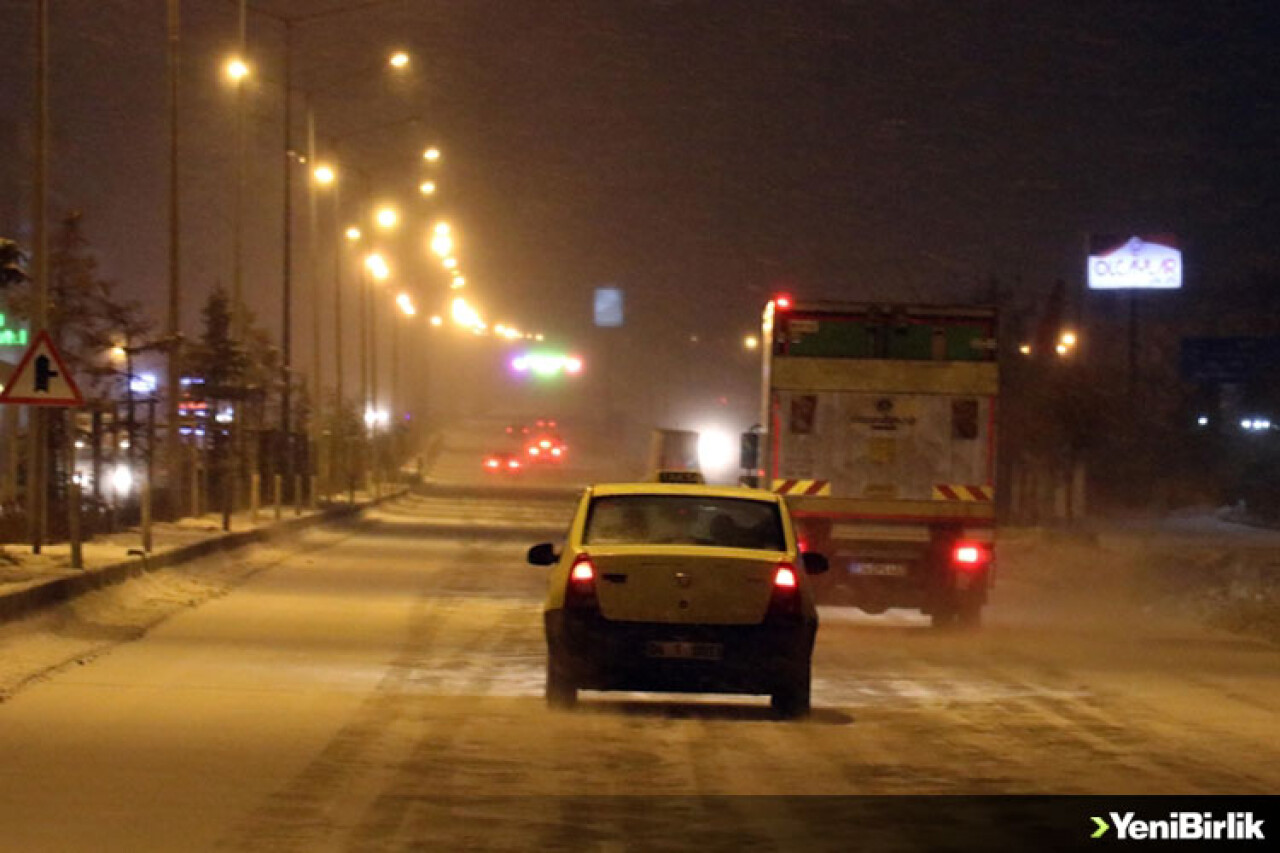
[27,0,50,551]
[165,0,184,520]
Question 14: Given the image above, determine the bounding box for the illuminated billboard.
[1088,234,1182,290]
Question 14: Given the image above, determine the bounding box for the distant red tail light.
[774,294,793,310]
[484,458,499,469]
[508,459,521,469]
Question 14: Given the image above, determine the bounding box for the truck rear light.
[774,294,793,310]
[952,543,990,569]
[566,555,599,609]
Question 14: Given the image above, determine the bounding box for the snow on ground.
[0,535,327,700]
[1002,512,1280,642]
[0,503,338,584]
[0,492,381,702]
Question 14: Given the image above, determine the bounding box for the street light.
[365,253,390,281]
[345,226,361,242]
[225,57,251,82]
[743,335,759,351]
[313,163,335,185]
[430,230,453,257]
[375,206,399,230]
[419,180,436,196]
[388,50,410,69]
[423,147,441,162]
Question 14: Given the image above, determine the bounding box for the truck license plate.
[646,641,723,661]
[849,562,909,577]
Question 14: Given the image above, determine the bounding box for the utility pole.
[280,20,294,501]
[231,0,246,338]
[307,100,322,499]
[28,0,50,552]
[165,0,183,519]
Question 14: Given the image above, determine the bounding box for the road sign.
[0,329,85,406]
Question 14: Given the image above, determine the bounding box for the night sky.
[1,1,1278,425]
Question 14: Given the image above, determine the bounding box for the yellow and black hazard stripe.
[772,479,832,497]
[931,484,994,502]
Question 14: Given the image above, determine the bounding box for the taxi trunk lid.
[587,548,782,625]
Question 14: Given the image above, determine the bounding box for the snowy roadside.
[1001,514,1280,644]
[0,493,387,595]
[0,530,349,701]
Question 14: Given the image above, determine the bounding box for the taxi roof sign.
[655,470,705,485]
[0,329,84,407]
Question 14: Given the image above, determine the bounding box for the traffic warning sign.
[0,329,84,407]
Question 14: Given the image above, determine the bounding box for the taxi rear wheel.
[771,668,811,720]
[545,657,578,709]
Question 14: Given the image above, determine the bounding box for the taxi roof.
[588,482,781,503]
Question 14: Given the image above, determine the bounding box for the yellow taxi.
[527,482,829,718]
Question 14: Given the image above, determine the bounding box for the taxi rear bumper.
[545,609,815,695]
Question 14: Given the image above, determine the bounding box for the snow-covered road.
[0,486,1277,850]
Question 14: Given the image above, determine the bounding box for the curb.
[0,490,407,625]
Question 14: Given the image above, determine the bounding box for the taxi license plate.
[849,562,909,577]
[646,641,723,661]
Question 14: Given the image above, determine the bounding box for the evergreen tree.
[6,212,150,402]
[0,239,26,287]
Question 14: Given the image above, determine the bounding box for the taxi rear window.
[584,495,785,550]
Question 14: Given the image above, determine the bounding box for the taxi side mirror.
[801,551,829,575]
[528,543,559,566]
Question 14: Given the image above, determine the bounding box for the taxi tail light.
[565,554,599,609]
[952,542,991,571]
[766,562,802,621]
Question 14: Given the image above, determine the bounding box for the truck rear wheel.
[930,591,983,630]
[955,594,983,629]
